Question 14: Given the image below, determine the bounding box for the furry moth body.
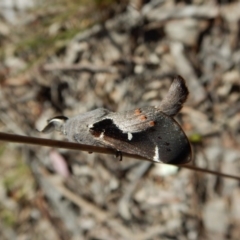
[41,76,191,164]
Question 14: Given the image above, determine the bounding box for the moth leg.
[115,150,123,161]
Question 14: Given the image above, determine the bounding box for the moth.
[41,75,192,164]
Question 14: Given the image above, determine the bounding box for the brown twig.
[43,63,117,73]
[0,132,240,181]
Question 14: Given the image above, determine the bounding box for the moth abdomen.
[158,75,189,117]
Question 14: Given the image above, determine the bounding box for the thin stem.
[0,132,239,181]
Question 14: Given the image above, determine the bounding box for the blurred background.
[0,0,240,239]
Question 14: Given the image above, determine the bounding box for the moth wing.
[106,106,163,133]
[64,108,112,145]
[90,111,191,164]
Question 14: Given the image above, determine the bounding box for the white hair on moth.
[48,118,64,124]
[153,146,160,162]
[100,132,104,139]
[41,116,68,133]
[127,132,133,141]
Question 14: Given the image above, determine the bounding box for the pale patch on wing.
[127,132,133,141]
[153,146,161,162]
[100,132,104,139]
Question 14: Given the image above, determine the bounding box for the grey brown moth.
[41,76,192,164]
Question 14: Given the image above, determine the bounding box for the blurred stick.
[0,132,239,181]
[43,63,117,73]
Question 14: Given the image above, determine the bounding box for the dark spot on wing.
[90,119,128,141]
[139,115,147,121]
[166,148,171,152]
[134,108,142,115]
[149,121,155,126]
[165,142,170,146]
[91,131,101,137]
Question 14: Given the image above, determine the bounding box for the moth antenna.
[158,75,189,117]
[40,116,68,133]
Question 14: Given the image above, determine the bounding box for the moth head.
[40,116,68,133]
